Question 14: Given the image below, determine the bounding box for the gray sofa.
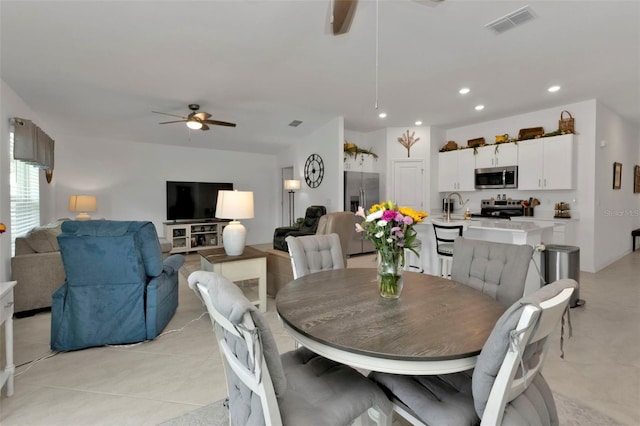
[11,220,67,314]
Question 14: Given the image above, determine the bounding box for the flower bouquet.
[355,201,427,298]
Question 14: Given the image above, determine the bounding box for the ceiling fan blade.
[203,119,237,127]
[200,124,210,131]
[158,120,187,124]
[333,0,357,35]
[152,111,187,119]
[194,112,212,121]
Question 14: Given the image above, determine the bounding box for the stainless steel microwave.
[475,166,518,189]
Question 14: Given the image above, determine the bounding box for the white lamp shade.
[284,179,301,191]
[216,190,254,220]
[69,195,97,220]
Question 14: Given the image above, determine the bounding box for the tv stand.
[163,221,228,254]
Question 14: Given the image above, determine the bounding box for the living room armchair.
[272,205,326,252]
[51,220,185,351]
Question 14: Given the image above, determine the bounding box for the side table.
[199,246,267,312]
[1,280,17,397]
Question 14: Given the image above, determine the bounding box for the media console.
[163,221,228,254]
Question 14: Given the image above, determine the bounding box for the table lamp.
[283,179,300,226]
[216,190,254,256]
[68,195,97,220]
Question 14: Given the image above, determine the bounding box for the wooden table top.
[198,246,266,264]
[276,268,506,362]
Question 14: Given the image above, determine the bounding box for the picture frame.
[613,162,622,190]
[634,165,640,194]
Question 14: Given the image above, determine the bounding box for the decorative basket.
[518,127,544,141]
[467,137,485,147]
[559,110,575,133]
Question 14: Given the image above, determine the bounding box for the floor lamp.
[284,179,300,226]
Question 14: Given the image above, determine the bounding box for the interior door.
[393,160,424,211]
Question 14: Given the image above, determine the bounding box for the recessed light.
[415,121,422,126]
[378,112,387,118]
[459,87,470,95]
[475,105,485,111]
[548,85,561,93]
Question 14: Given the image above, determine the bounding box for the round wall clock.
[304,153,324,188]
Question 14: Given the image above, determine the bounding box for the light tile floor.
[0,250,638,425]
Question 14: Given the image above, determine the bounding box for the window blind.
[9,131,40,255]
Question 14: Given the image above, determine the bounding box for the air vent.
[288,120,303,127]
[485,6,535,34]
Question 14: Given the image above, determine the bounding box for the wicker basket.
[559,110,575,133]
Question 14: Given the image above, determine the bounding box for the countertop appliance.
[475,165,518,189]
[344,171,379,255]
[470,199,525,219]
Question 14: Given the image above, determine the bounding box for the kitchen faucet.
[444,192,465,221]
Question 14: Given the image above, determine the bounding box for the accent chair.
[51,220,184,351]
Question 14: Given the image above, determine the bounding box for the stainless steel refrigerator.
[344,171,380,255]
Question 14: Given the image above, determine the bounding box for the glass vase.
[377,250,404,299]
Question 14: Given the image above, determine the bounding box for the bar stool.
[433,224,464,278]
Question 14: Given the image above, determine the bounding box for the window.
[9,131,40,255]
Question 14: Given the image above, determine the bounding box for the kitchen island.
[415,217,555,296]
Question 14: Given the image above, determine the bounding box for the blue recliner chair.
[51,220,185,351]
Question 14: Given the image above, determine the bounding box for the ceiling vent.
[288,120,303,127]
[485,6,535,34]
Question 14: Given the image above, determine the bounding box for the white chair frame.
[197,281,390,426]
[388,286,574,426]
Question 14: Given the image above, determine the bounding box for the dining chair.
[285,233,345,279]
[432,223,464,278]
[188,270,392,426]
[451,237,534,307]
[315,211,356,266]
[369,278,577,426]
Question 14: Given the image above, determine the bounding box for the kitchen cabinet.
[475,143,518,169]
[517,135,574,190]
[438,149,475,192]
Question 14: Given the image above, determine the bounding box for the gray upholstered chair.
[315,211,356,266]
[285,233,345,280]
[369,278,577,426]
[451,237,534,307]
[188,270,392,426]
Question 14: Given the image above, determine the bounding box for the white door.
[517,139,543,190]
[457,149,477,191]
[438,151,458,192]
[393,159,424,210]
[542,135,574,190]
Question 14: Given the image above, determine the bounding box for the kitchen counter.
[416,218,555,296]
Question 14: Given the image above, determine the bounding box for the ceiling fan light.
[186,120,202,130]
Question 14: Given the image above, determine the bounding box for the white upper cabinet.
[438,149,475,192]
[475,143,518,169]
[517,135,574,190]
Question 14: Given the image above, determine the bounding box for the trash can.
[542,244,584,308]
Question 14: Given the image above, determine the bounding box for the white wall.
[51,133,278,245]
[593,101,640,271]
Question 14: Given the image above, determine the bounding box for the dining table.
[275,268,506,375]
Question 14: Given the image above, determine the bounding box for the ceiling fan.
[152,104,236,131]
[332,0,358,35]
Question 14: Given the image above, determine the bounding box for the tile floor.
[0,249,638,425]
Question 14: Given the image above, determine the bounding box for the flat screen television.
[166,181,234,221]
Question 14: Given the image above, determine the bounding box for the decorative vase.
[377,250,404,299]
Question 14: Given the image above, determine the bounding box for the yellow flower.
[0,222,6,234]
[398,206,428,223]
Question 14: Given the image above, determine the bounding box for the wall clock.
[304,153,324,188]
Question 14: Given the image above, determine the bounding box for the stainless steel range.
[471,199,525,219]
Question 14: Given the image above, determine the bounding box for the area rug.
[159,393,622,426]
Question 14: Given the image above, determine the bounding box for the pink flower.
[355,223,364,233]
[403,216,414,225]
[355,206,366,218]
[382,210,397,221]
